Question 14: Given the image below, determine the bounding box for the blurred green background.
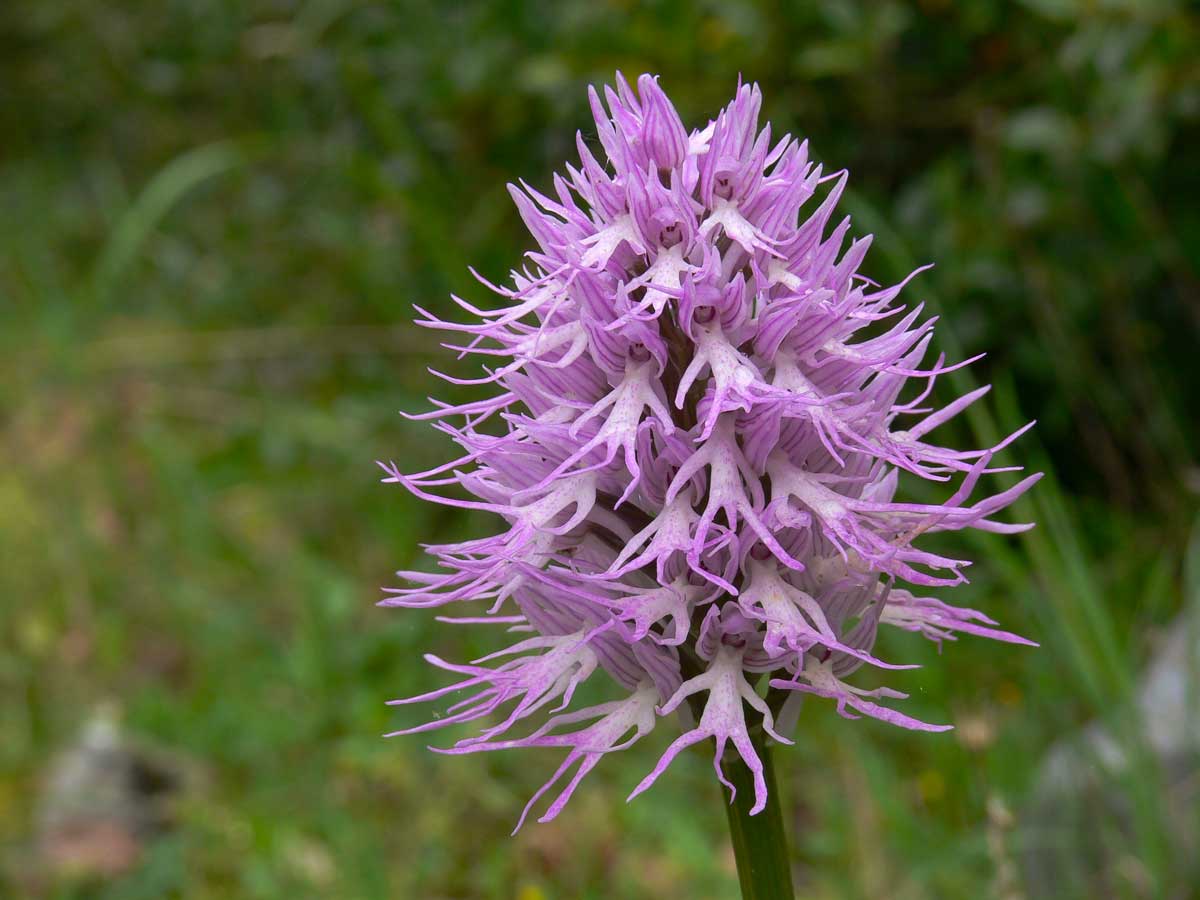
[2,1,1198,898]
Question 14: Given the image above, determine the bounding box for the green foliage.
[1,1,1197,897]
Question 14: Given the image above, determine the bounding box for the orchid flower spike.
[383,72,1039,830]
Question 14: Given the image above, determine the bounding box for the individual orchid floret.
[436,682,660,832]
[880,588,1039,648]
[602,573,714,645]
[770,655,952,733]
[629,607,793,815]
[384,72,1038,832]
[543,349,674,503]
[386,629,602,739]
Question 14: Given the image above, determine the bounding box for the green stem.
[721,729,795,899]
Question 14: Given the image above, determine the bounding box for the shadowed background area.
[2,1,1198,898]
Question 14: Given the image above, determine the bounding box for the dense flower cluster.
[383,74,1038,829]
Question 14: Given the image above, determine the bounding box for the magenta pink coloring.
[382,74,1039,830]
